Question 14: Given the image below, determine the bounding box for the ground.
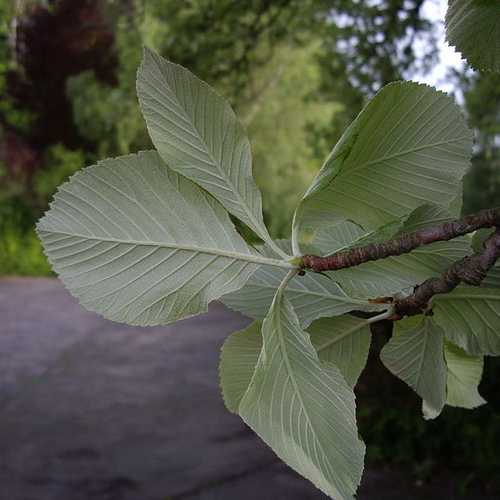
[0,278,495,500]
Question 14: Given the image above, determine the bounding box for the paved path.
[0,278,493,500]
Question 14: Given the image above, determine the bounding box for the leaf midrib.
[274,300,335,492]
[346,136,471,175]
[150,56,278,250]
[315,321,368,352]
[38,229,293,269]
[249,279,370,306]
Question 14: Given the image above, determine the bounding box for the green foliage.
[311,0,438,150]
[67,13,149,158]
[381,316,447,420]
[37,151,288,326]
[2,0,447,281]
[357,342,500,486]
[137,48,281,253]
[445,341,486,410]
[219,321,263,413]
[220,313,374,414]
[311,205,472,299]
[240,42,337,237]
[140,0,307,102]
[222,240,384,327]
[0,226,51,276]
[462,71,500,214]
[36,42,500,499]
[238,282,365,499]
[0,199,51,276]
[292,82,472,254]
[0,1,34,133]
[433,287,500,355]
[308,315,372,388]
[446,0,500,73]
[33,145,85,200]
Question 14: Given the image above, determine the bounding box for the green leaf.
[380,317,447,419]
[446,0,500,73]
[433,286,500,355]
[239,285,365,500]
[308,315,371,387]
[219,315,374,411]
[299,219,366,255]
[222,241,384,327]
[137,48,285,257]
[37,151,292,326]
[444,341,486,409]
[326,205,472,298]
[292,82,472,254]
[471,228,493,253]
[219,321,263,413]
[482,265,500,288]
[448,185,464,217]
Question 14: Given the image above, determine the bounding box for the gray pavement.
[0,278,493,500]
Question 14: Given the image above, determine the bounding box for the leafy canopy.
[38,47,498,499]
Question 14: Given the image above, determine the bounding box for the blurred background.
[0,1,499,499]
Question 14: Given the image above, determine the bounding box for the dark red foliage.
[1,0,118,192]
[0,131,39,186]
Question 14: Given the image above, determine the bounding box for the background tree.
[1,1,500,490]
[461,71,500,214]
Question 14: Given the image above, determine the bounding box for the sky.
[414,0,465,92]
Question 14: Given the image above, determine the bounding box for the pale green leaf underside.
[306,219,366,256]
[308,316,371,387]
[219,314,373,412]
[446,0,500,72]
[381,317,446,419]
[433,286,500,355]
[222,241,384,327]
[37,151,289,326]
[444,341,486,409]
[221,266,383,327]
[137,48,282,256]
[239,292,365,500]
[293,81,472,253]
[219,321,263,413]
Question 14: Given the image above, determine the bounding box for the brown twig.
[302,208,500,273]
[392,228,500,319]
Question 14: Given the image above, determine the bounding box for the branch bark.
[392,228,500,318]
[299,208,500,323]
[302,208,500,272]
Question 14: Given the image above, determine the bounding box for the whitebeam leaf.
[219,314,374,411]
[239,285,365,500]
[446,0,500,73]
[221,259,383,327]
[37,151,291,326]
[482,265,500,288]
[137,48,284,257]
[292,82,472,254]
[308,316,371,388]
[444,341,486,409]
[219,321,263,413]
[433,286,500,355]
[380,317,447,419]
